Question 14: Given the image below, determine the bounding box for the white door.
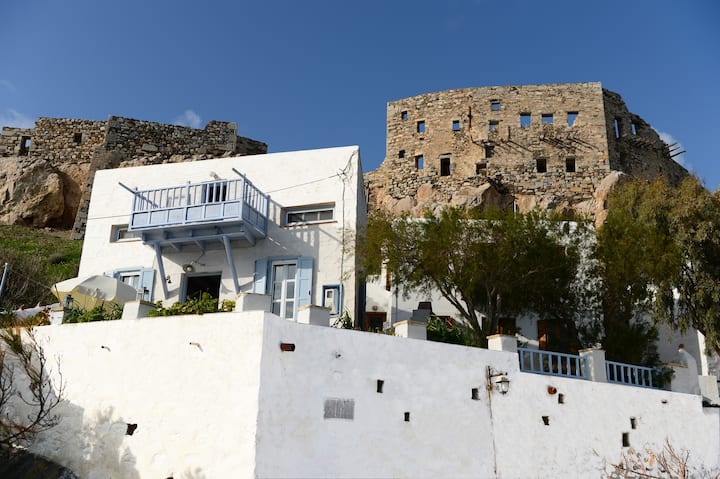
[271,262,296,319]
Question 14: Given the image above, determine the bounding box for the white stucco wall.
[79,146,364,320]
[30,313,267,478]
[28,315,720,478]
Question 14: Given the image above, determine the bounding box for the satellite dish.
[182,264,195,273]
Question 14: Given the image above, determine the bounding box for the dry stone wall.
[0,116,267,237]
[367,82,687,220]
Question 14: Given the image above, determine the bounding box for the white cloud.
[0,109,35,128]
[0,80,16,93]
[173,109,202,129]
[657,131,688,169]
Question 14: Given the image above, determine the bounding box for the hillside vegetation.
[0,226,81,309]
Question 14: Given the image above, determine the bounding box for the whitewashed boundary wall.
[25,314,720,478]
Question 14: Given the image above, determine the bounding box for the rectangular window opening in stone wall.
[567,112,578,126]
[452,120,461,131]
[631,122,637,135]
[489,120,498,132]
[485,145,494,158]
[542,114,553,124]
[565,157,576,173]
[491,101,501,111]
[440,157,451,176]
[417,121,426,134]
[520,113,531,128]
[19,136,31,155]
[401,111,408,120]
[398,149,405,159]
[536,158,547,173]
[614,118,621,138]
[415,155,424,170]
[476,162,487,175]
[73,132,82,144]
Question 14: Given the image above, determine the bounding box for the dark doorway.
[184,274,221,301]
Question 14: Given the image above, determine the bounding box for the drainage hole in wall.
[404,412,410,422]
[630,417,637,429]
[377,379,384,393]
[280,342,296,352]
[558,393,565,404]
[126,423,138,436]
[541,416,550,426]
[471,388,480,400]
[622,432,630,447]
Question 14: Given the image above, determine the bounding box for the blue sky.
[2,0,719,188]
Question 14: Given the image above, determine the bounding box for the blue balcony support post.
[222,235,240,295]
[154,243,168,300]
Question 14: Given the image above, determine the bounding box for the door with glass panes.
[271,262,296,319]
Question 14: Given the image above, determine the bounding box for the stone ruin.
[0,116,266,238]
[366,82,687,223]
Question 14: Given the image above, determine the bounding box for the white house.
[78,145,366,322]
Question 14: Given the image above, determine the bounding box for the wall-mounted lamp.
[487,366,510,395]
[63,294,74,310]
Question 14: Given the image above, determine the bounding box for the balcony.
[127,175,269,249]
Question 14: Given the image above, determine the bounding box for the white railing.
[518,347,587,379]
[129,176,269,235]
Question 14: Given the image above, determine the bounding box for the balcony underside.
[137,220,263,251]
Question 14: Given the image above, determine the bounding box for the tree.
[361,207,587,346]
[596,176,720,358]
[0,316,64,452]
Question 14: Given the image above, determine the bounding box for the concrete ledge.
[487,334,517,353]
[121,300,156,320]
[394,319,427,340]
[297,305,330,327]
[235,292,271,313]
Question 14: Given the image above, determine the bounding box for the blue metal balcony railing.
[605,360,658,389]
[518,347,587,380]
[128,175,269,237]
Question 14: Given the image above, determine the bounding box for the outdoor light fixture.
[63,294,74,310]
[487,366,510,395]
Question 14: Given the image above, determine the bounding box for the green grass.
[0,226,82,308]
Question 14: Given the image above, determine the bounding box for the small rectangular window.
[19,136,31,155]
[110,224,141,242]
[285,204,335,225]
[520,113,531,128]
[542,114,553,124]
[631,122,637,135]
[485,145,494,158]
[489,120,499,132]
[440,157,451,176]
[567,112,578,126]
[452,120,461,131]
[536,158,547,173]
[476,162,487,175]
[565,157,576,173]
[415,155,424,170]
[614,118,621,138]
[401,111,408,120]
[73,132,82,144]
[490,101,501,111]
[398,149,405,158]
[417,121,425,133]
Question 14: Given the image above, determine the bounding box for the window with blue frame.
[253,257,314,320]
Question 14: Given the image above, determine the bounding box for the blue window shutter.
[253,258,268,294]
[295,257,314,312]
[139,268,155,302]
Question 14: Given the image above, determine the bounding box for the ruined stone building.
[366,82,687,220]
[0,116,266,238]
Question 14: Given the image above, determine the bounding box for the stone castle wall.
[0,116,267,236]
[367,82,687,218]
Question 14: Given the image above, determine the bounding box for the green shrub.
[148,293,235,317]
[63,304,122,323]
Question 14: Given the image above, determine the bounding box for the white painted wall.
[28,315,720,478]
[30,313,267,478]
[80,146,364,319]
